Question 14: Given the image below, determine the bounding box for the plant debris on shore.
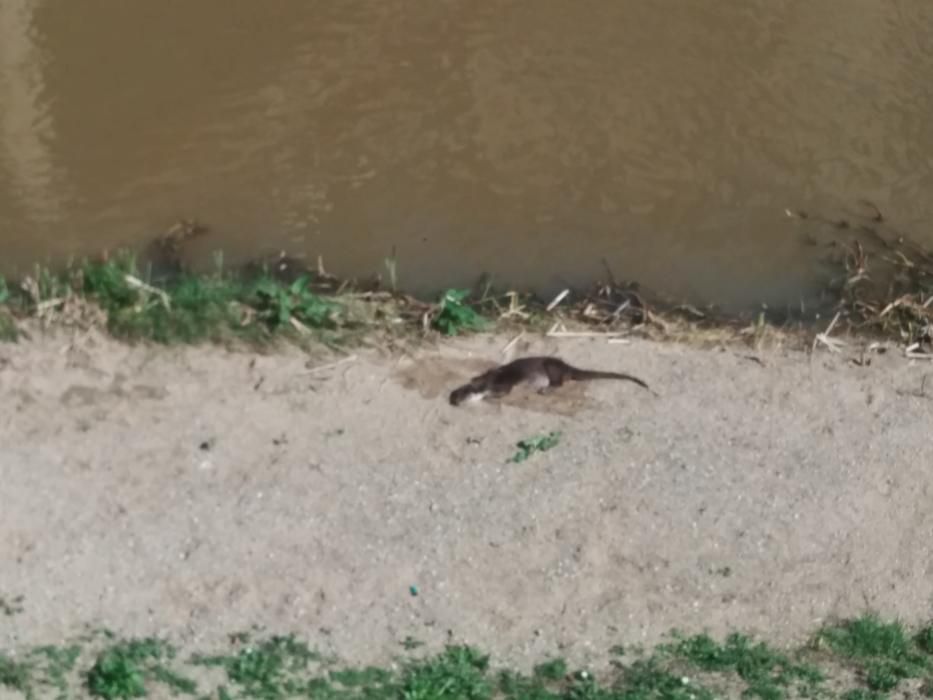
[1,200,932,356]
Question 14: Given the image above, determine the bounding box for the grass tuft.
[816,614,933,693]
[246,275,340,331]
[496,669,560,700]
[432,289,487,336]
[617,657,715,699]
[0,315,16,341]
[532,658,567,682]
[401,645,491,700]
[508,432,561,464]
[817,615,912,659]
[841,690,887,700]
[328,665,393,688]
[191,634,320,699]
[915,624,933,655]
[86,638,196,699]
[31,644,82,700]
[662,632,823,699]
[0,274,17,340]
[0,653,32,694]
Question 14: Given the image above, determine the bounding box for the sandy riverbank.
[1,328,932,670]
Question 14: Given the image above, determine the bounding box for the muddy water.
[3,1,933,310]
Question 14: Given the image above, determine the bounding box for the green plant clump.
[191,634,321,699]
[400,645,491,700]
[662,632,823,699]
[0,274,16,341]
[433,288,486,336]
[86,638,195,700]
[816,615,933,693]
[74,255,346,344]
[509,431,562,463]
[0,653,32,694]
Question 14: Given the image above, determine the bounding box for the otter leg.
[544,367,566,388]
[522,371,551,394]
[488,382,514,400]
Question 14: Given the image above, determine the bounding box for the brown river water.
[2,1,933,311]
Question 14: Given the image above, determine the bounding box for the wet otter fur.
[449,356,652,405]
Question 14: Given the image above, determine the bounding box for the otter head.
[449,382,484,406]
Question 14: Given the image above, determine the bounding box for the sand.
[1,328,932,668]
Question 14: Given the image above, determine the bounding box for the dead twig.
[124,275,171,309]
[904,342,933,360]
[546,289,570,312]
[501,332,524,358]
[300,354,358,375]
[289,317,311,335]
[499,292,529,320]
[812,312,846,353]
[612,300,631,318]
[546,330,629,339]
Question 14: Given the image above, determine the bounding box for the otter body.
[449,356,650,406]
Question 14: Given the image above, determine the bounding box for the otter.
[449,356,652,406]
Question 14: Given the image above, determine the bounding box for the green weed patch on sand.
[2,615,933,699]
[508,431,562,464]
[813,616,933,694]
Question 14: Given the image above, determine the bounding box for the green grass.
[916,625,933,655]
[5,220,933,351]
[190,634,323,699]
[0,253,499,346]
[328,665,393,687]
[4,617,933,700]
[814,615,933,694]
[659,631,825,699]
[85,637,196,699]
[0,288,16,340]
[401,645,491,699]
[79,256,345,344]
[0,653,32,695]
[0,247,828,351]
[30,644,82,700]
[0,275,14,340]
[616,657,716,699]
[840,691,886,700]
[508,431,562,463]
[816,616,913,659]
[432,288,487,336]
[0,316,16,341]
[533,658,568,681]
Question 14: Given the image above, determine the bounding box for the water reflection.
[0,1,932,311]
[0,0,69,232]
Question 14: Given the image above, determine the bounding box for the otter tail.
[566,367,652,392]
